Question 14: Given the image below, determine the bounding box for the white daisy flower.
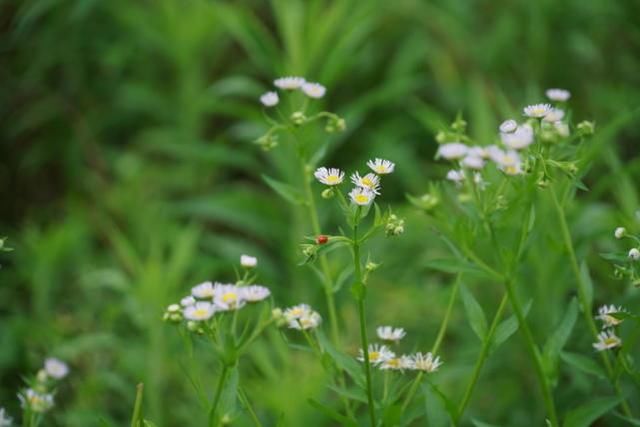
[191,281,215,298]
[357,344,395,365]
[614,227,626,239]
[554,121,570,137]
[241,285,271,302]
[468,146,488,159]
[351,172,381,194]
[44,357,69,380]
[596,305,625,328]
[240,254,257,268]
[366,158,395,174]
[436,142,468,160]
[461,155,485,170]
[183,301,216,321]
[0,408,12,427]
[410,352,442,372]
[19,389,54,413]
[523,103,553,118]
[593,330,622,351]
[546,88,571,102]
[629,248,640,261]
[542,108,565,122]
[494,150,523,176]
[213,284,246,311]
[486,145,505,163]
[349,187,376,206]
[259,91,279,107]
[314,167,345,186]
[446,169,465,184]
[499,119,518,133]
[380,355,414,371]
[274,76,306,90]
[284,304,321,330]
[301,82,326,98]
[376,326,406,342]
[181,295,196,307]
[501,124,534,150]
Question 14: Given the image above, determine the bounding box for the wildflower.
[461,155,485,170]
[259,91,279,107]
[284,304,322,330]
[499,119,518,133]
[614,227,626,239]
[183,301,216,321]
[501,124,534,150]
[290,111,306,125]
[367,158,395,175]
[240,254,257,268]
[380,355,414,371]
[446,169,465,184]
[351,172,381,194]
[596,305,626,328]
[241,285,271,302]
[349,187,376,206]
[543,108,565,122]
[546,88,571,102]
[554,121,570,137]
[316,235,329,244]
[44,358,69,380]
[214,284,246,311]
[376,326,406,342]
[191,281,215,298]
[301,82,326,98]
[494,150,523,176]
[410,352,442,372]
[314,167,345,186]
[274,76,305,90]
[385,215,405,236]
[357,344,395,365]
[19,389,54,413]
[0,408,12,427]
[181,295,196,307]
[468,146,488,158]
[629,248,640,261]
[593,330,622,351]
[436,142,468,160]
[523,103,552,118]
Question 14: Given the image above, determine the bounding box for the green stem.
[455,293,508,423]
[549,184,633,417]
[432,274,462,354]
[400,372,424,412]
[208,365,230,427]
[503,276,559,427]
[130,383,144,427]
[353,220,377,427]
[238,386,262,427]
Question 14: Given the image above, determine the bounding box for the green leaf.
[142,421,158,427]
[579,262,594,312]
[425,380,458,422]
[472,420,502,427]
[308,398,358,427]
[460,283,487,340]
[490,300,532,353]
[315,330,365,387]
[543,298,578,384]
[563,396,621,427]
[560,351,606,379]
[424,258,487,276]
[327,384,367,403]
[261,174,305,205]
[424,382,451,427]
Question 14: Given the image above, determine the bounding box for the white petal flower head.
[543,108,565,122]
[367,158,395,175]
[357,344,395,365]
[274,76,306,90]
[436,142,468,160]
[376,326,406,342]
[284,304,321,330]
[241,285,271,302]
[351,172,381,194]
[596,305,625,328]
[629,248,640,261]
[546,88,571,102]
[554,121,570,137]
[411,352,442,373]
[501,124,534,150]
[181,295,196,307]
[380,355,414,371]
[446,169,465,184]
[593,330,622,351]
[296,311,322,330]
[468,146,488,159]
[349,186,376,206]
[495,150,523,176]
[19,389,54,413]
[284,304,312,322]
[259,91,279,107]
[191,281,215,298]
[486,145,505,163]
[0,408,12,427]
[499,119,518,133]
[44,357,69,380]
[183,301,216,321]
[614,227,626,239]
[240,254,257,268]
[301,82,326,98]
[213,284,246,311]
[523,103,553,118]
[461,155,485,170]
[314,167,345,186]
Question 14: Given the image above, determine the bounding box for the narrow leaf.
[563,396,621,427]
[262,174,305,205]
[460,283,487,340]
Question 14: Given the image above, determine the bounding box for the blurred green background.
[1,0,640,425]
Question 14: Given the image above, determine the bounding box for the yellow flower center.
[375,166,386,173]
[222,292,238,304]
[290,308,303,317]
[326,175,340,184]
[194,308,209,318]
[604,337,619,346]
[369,351,380,362]
[386,358,400,368]
[354,194,369,204]
[504,166,517,175]
[362,177,374,187]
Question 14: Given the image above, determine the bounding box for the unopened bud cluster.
[385,214,405,236]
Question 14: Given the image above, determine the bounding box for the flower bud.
[629,248,640,261]
[577,120,595,136]
[385,214,405,237]
[365,261,380,272]
[290,111,307,125]
[615,227,626,239]
[321,188,335,199]
[36,370,48,383]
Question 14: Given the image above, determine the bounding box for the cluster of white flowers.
[282,304,322,330]
[612,226,640,261]
[259,76,326,107]
[593,305,625,351]
[18,389,54,414]
[357,326,442,373]
[0,408,13,427]
[16,357,69,416]
[438,88,572,185]
[314,158,395,207]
